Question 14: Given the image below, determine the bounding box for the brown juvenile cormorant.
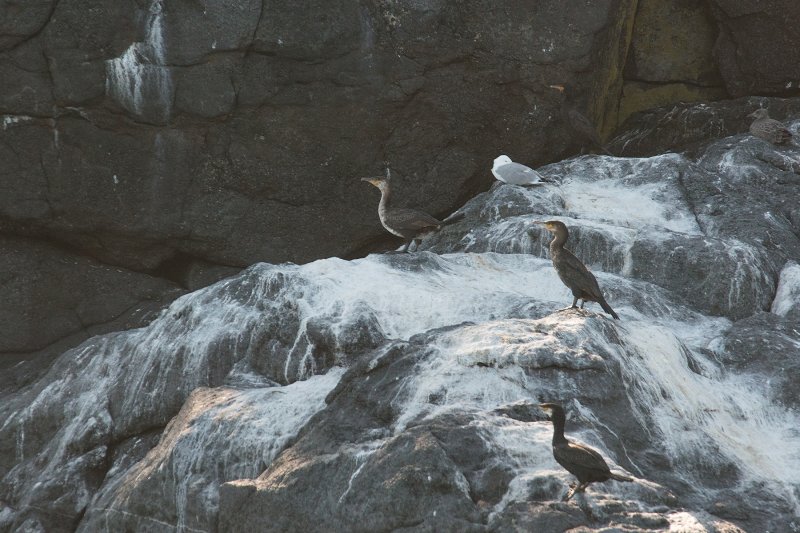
[362,170,464,252]
[748,108,792,145]
[539,403,633,501]
[534,220,619,320]
[549,84,613,156]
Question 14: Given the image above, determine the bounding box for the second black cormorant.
[539,403,633,501]
[534,220,619,320]
[362,170,464,252]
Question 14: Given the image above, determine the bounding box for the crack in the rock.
[244,0,267,61]
[3,0,61,54]
[675,169,708,236]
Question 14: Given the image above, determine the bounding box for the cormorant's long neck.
[378,183,392,216]
[549,228,568,252]
[551,410,568,445]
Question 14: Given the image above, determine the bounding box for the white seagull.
[491,155,544,186]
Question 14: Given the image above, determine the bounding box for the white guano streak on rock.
[105,0,173,120]
[771,261,800,316]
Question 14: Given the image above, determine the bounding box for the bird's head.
[532,220,567,234]
[748,108,769,120]
[361,176,386,190]
[539,403,564,419]
[492,155,513,169]
[361,168,391,191]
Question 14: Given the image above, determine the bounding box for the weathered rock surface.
[619,0,725,123]
[217,315,705,533]
[425,122,800,320]
[609,95,800,157]
[0,236,184,395]
[77,374,343,533]
[708,0,800,97]
[771,261,800,321]
[719,311,800,409]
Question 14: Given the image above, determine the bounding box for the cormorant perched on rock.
[362,170,464,252]
[491,155,545,186]
[539,403,633,501]
[549,84,613,156]
[534,220,619,320]
[748,108,792,145]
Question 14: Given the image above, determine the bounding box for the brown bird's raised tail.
[598,296,620,320]
[610,472,633,482]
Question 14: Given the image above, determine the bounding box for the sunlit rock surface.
[2,121,800,532]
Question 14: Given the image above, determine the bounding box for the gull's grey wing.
[494,163,544,185]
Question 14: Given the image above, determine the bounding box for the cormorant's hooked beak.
[360,176,383,188]
[532,220,550,230]
[548,84,565,93]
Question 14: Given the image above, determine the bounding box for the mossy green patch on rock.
[618,81,727,125]
[627,0,721,85]
[593,0,640,140]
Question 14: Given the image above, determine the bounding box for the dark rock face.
[618,0,726,124]
[0,236,184,394]
[720,312,800,409]
[0,0,637,275]
[708,0,800,97]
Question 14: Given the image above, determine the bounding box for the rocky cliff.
[2,2,800,531]
[2,110,800,530]
[3,0,800,371]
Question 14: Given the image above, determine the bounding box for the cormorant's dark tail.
[600,144,614,156]
[610,472,633,482]
[441,211,465,227]
[598,296,620,320]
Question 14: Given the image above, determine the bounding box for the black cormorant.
[748,108,792,144]
[549,84,613,156]
[539,403,633,501]
[534,220,619,320]
[362,170,464,252]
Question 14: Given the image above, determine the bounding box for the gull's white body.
[491,155,544,185]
